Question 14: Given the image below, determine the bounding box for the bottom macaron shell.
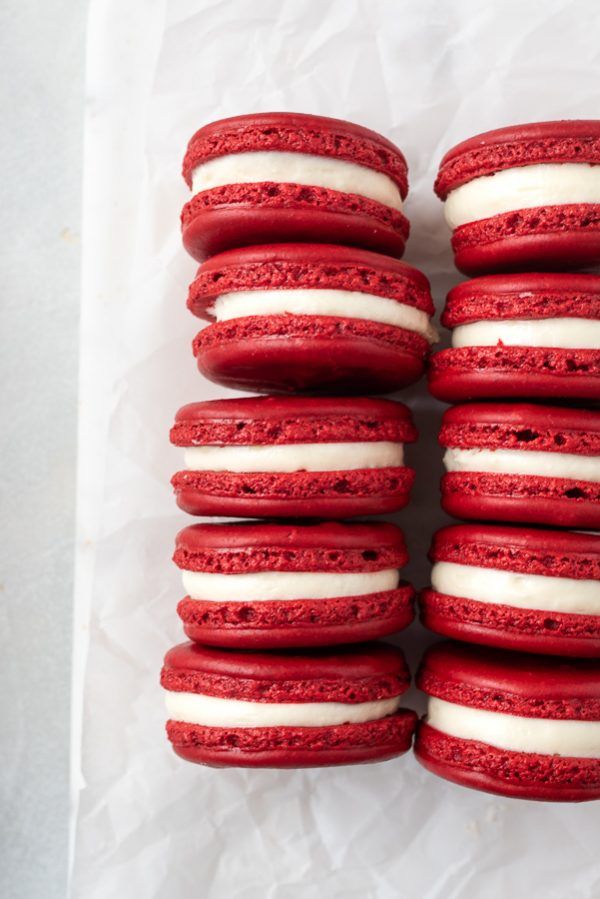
[429,346,600,403]
[195,316,427,395]
[181,185,408,262]
[172,467,415,519]
[167,709,417,768]
[178,584,415,649]
[452,204,600,276]
[420,589,600,658]
[415,723,600,802]
[441,472,600,528]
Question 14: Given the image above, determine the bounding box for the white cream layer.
[184,441,404,473]
[431,561,600,615]
[443,447,600,483]
[427,697,600,758]
[452,318,600,350]
[211,288,438,342]
[444,162,600,229]
[191,151,402,210]
[182,568,400,602]
[165,690,401,728]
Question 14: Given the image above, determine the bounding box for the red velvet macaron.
[415,641,600,801]
[174,520,414,648]
[189,244,436,395]
[429,273,600,403]
[181,112,409,261]
[439,402,600,528]
[171,396,416,519]
[435,120,600,275]
[162,641,417,768]
[421,524,600,657]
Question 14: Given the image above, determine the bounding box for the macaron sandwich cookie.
[440,403,600,528]
[189,244,437,394]
[181,113,410,261]
[435,120,600,275]
[171,396,416,519]
[174,521,414,648]
[421,525,600,657]
[429,273,600,403]
[162,641,417,768]
[415,641,600,801]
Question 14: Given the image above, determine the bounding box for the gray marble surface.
[0,2,85,896]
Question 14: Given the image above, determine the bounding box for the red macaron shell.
[415,641,600,799]
[435,120,600,199]
[181,114,409,261]
[162,641,416,767]
[182,113,408,195]
[174,521,414,648]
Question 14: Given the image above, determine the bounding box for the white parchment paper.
[71,1,600,895]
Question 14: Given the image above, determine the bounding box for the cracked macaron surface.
[161,641,417,768]
[435,120,600,275]
[180,112,409,261]
[189,243,436,394]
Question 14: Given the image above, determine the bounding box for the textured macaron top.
[187,243,434,319]
[171,396,417,447]
[439,402,600,456]
[435,119,600,198]
[161,640,410,703]
[182,112,408,196]
[418,641,600,719]
[174,520,408,573]
[442,273,600,328]
[429,523,600,581]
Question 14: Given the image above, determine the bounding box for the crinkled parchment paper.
[70,1,600,895]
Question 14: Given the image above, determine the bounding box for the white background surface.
[6,1,600,897]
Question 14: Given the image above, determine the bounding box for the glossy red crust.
[429,523,600,579]
[171,395,417,446]
[181,183,409,262]
[428,346,600,403]
[435,120,600,198]
[439,402,600,454]
[162,640,410,699]
[415,723,600,801]
[417,640,600,716]
[442,273,600,327]
[167,710,417,768]
[174,520,409,573]
[182,112,408,195]
[195,315,428,394]
[188,244,433,319]
[172,466,415,519]
[451,204,600,276]
[179,585,415,648]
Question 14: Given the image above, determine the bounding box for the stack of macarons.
[416,121,600,801]
[161,112,437,769]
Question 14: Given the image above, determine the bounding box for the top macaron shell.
[181,113,410,261]
[170,396,417,520]
[188,243,435,395]
[428,272,600,402]
[436,120,600,275]
[439,402,600,528]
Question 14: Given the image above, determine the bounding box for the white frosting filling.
[431,561,600,615]
[443,447,600,483]
[452,318,600,350]
[184,441,404,473]
[165,690,401,728]
[182,568,400,602]
[192,150,402,210]
[427,697,600,758]
[211,289,438,342]
[444,162,600,229]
